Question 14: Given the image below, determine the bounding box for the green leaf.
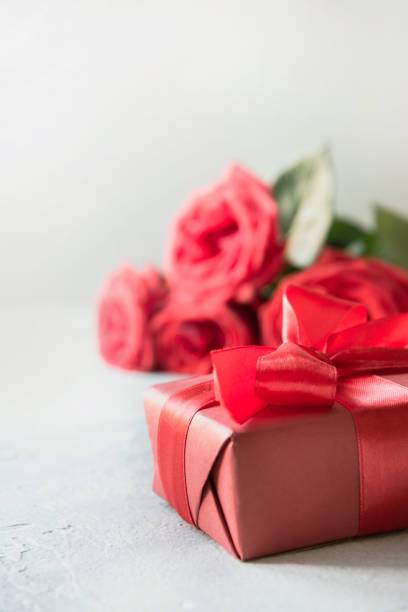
[327,216,367,247]
[273,148,335,268]
[373,205,408,269]
[360,231,382,257]
[327,216,368,255]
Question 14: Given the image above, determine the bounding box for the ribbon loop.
[282,284,368,350]
[255,342,337,408]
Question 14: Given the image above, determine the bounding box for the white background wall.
[1,0,408,304]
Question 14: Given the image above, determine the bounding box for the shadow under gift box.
[145,374,366,561]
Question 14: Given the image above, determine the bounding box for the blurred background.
[1,0,408,305]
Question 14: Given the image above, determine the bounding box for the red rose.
[98,264,166,370]
[165,164,283,304]
[151,298,255,374]
[260,248,408,345]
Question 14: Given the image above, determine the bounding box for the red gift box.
[144,286,408,560]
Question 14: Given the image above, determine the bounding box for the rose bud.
[97,264,167,370]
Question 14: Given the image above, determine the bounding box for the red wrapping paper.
[144,286,408,560]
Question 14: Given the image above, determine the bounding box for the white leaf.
[282,149,335,268]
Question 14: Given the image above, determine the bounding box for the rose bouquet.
[97,149,408,374]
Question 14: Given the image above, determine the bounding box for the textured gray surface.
[1,306,408,612]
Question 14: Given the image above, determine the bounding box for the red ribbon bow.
[212,285,408,424]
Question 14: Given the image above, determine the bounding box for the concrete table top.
[1,305,408,612]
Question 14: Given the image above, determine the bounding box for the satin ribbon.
[157,377,216,524]
[157,284,408,535]
[212,343,408,424]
